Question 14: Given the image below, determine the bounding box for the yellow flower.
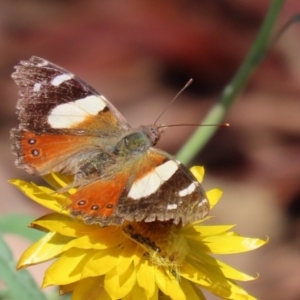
[10,167,266,300]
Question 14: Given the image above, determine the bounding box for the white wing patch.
[51,73,73,86]
[75,96,107,114]
[178,182,197,197]
[167,203,178,210]
[33,83,41,92]
[128,160,179,200]
[47,95,106,128]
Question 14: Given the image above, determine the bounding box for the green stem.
[176,0,285,165]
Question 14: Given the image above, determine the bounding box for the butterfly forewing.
[11,57,129,176]
[12,56,130,133]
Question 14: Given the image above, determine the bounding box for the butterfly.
[10,56,209,226]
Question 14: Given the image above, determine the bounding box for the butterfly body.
[11,56,209,226]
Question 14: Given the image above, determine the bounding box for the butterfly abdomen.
[75,152,116,185]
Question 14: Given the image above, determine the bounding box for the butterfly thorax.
[113,125,160,157]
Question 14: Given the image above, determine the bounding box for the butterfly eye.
[106,204,113,209]
[124,137,130,146]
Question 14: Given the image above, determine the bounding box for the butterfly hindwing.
[69,149,209,226]
[118,149,209,225]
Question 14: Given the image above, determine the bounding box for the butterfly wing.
[11,56,130,176]
[69,148,209,226]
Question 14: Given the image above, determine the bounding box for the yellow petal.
[43,248,95,287]
[180,278,205,300]
[63,226,124,251]
[207,282,257,300]
[181,260,256,299]
[136,259,156,299]
[182,224,235,237]
[9,179,68,213]
[116,241,137,275]
[133,247,143,267]
[43,173,74,191]
[82,246,121,278]
[190,166,205,183]
[215,260,257,282]
[72,276,110,300]
[60,282,77,295]
[154,267,186,300]
[123,283,157,300]
[187,249,256,281]
[32,213,99,237]
[179,261,209,287]
[206,188,223,208]
[200,235,267,254]
[17,232,72,269]
[104,263,136,300]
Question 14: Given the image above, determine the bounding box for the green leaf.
[0,214,43,242]
[0,235,47,300]
[48,292,71,300]
[176,0,285,165]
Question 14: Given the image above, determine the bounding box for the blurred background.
[1,0,300,299]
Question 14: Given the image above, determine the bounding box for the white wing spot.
[47,95,106,128]
[167,203,178,210]
[37,60,48,67]
[178,181,197,197]
[51,73,73,86]
[128,160,179,200]
[33,83,41,92]
[198,198,208,207]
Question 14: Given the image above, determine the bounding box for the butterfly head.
[140,125,161,146]
[113,125,160,156]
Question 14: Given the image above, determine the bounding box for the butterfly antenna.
[158,123,230,130]
[154,79,193,126]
